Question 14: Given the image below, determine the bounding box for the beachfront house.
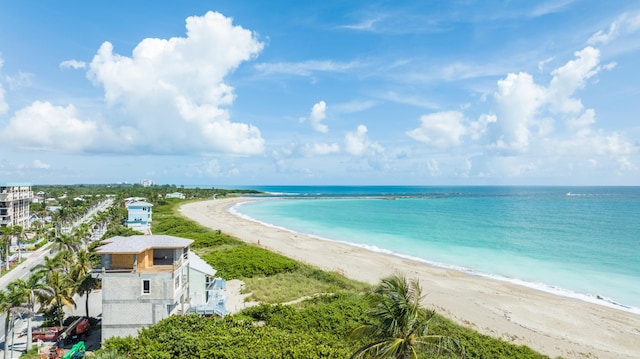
[96,235,225,341]
[189,253,227,316]
[126,201,153,234]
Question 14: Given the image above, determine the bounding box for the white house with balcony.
[189,253,226,317]
[96,235,225,341]
[126,201,153,234]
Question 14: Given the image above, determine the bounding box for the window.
[142,279,150,294]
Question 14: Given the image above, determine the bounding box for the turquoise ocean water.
[226,186,640,313]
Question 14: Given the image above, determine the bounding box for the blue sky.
[0,1,639,185]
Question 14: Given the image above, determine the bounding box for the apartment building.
[0,183,32,228]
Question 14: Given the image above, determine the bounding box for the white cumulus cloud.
[345,124,384,156]
[490,72,546,153]
[304,142,340,155]
[407,111,468,149]
[485,47,614,155]
[548,47,600,114]
[83,11,265,155]
[0,101,99,152]
[300,101,329,133]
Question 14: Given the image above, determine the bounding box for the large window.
[142,279,150,295]
[153,249,174,265]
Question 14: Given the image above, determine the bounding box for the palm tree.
[71,250,98,318]
[50,233,82,254]
[31,255,62,279]
[8,226,26,262]
[8,273,53,351]
[76,275,99,319]
[71,250,93,280]
[39,271,76,327]
[0,228,9,272]
[56,250,76,274]
[74,223,91,250]
[350,275,463,359]
[29,220,46,244]
[0,286,30,359]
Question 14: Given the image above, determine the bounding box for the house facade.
[126,201,153,233]
[189,253,226,317]
[0,183,32,229]
[97,235,193,340]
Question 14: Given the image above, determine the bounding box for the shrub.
[203,245,298,279]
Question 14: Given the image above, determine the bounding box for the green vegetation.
[350,275,463,358]
[98,197,552,358]
[203,245,299,278]
[7,185,551,358]
[244,266,369,303]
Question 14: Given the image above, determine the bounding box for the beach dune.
[181,198,640,359]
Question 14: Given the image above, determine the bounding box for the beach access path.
[181,198,640,359]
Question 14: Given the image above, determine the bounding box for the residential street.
[0,198,113,357]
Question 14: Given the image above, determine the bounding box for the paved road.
[0,198,113,357]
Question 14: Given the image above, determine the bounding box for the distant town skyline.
[0,1,639,185]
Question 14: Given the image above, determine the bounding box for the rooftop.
[127,201,154,207]
[190,252,217,276]
[96,235,192,254]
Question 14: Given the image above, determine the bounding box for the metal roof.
[127,201,154,207]
[96,235,193,254]
[189,253,217,276]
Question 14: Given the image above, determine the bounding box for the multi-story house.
[0,183,32,229]
[97,235,192,340]
[126,201,153,234]
[96,234,226,341]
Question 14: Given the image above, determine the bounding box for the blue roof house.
[126,201,153,233]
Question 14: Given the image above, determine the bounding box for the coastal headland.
[181,198,640,359]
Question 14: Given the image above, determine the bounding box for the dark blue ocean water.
[225,186,640,312]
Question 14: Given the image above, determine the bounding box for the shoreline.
[229,199,639,315]
[181,198,640,359]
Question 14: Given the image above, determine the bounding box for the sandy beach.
[181,198,640,359]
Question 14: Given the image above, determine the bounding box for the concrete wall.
[101,267,188,341]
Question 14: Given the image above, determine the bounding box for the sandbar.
[180,198,640,359]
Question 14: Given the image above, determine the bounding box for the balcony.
[191,292,227,317]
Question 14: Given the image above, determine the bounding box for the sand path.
[181,198,640,359]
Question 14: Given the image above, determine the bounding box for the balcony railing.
[191,292,226,317]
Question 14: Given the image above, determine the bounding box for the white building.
[164,192,185,199]
[189,253,226,317]
[0,183,32,229]
[140,179,155,187]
